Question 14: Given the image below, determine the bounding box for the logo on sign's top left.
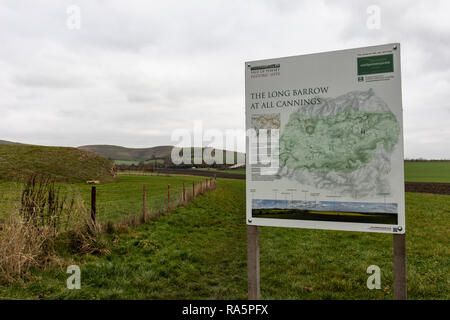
[249,63,280,79]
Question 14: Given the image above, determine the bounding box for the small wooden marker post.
[192,181,195,198]
[167,184,171,212]
[183,182,186,202]
[394,233,407,300]
[247,225,260,300]
[90,186,96,224]
[142,185,147,222]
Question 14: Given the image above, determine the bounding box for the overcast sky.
[0,0,449,158]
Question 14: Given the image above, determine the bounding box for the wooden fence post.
[142,185,147,222]
[394,233,407,300]
[183,182,186,202]
[90,186,96,224]
[192,181,195,198]
[247,225,260,300]
[167,184,171,212]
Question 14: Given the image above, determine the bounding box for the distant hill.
[0,144,116,183]
[78,145,174,162]
[0,139,24,145]
[79,145,245,165]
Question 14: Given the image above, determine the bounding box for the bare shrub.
[61,193,109,255]
[65,226,109,256]
[20,174,73,232]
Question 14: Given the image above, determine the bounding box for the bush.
[0,215,55,282]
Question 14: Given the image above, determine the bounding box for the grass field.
[194,168,246,175]
[0,175,207,224]
[114,159,164,166]
[0,177,448,299]
[404,162,450,183]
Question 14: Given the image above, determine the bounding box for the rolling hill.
[79,144,246,165]
[79,145,173,162]
[0,144,116,183]
[0,139,24,145]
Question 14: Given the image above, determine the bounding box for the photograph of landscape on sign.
[252,199,398,224]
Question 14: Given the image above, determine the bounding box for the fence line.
[89,177,216,229]
[0,176,217,233]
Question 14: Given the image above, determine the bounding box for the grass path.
[1,179,449,299]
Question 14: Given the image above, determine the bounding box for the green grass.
[0,144,115,183]
[113,160,141,166]
[404,161,450,183]
[0,178,448,299]
[114,159,164,166]
[194,168,246,175]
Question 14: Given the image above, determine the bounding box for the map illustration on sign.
[278,89,400,198]
[245,44,405,233]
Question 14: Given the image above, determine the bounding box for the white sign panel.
[245,43,405,234]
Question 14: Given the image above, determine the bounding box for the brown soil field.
[405,182,450,195]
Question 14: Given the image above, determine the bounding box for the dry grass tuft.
[0,214,55,282]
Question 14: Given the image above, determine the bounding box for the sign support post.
[393,233,407,300]
[247,225,260,300]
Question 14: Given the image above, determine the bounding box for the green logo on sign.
[357,54,393,75]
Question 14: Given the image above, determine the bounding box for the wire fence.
[92,177,217,227]
[0,176,217,232]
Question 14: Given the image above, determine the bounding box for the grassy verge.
[0,178,448,299]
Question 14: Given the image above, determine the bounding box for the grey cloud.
[0,0,449,158]
[13,73,90,89]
